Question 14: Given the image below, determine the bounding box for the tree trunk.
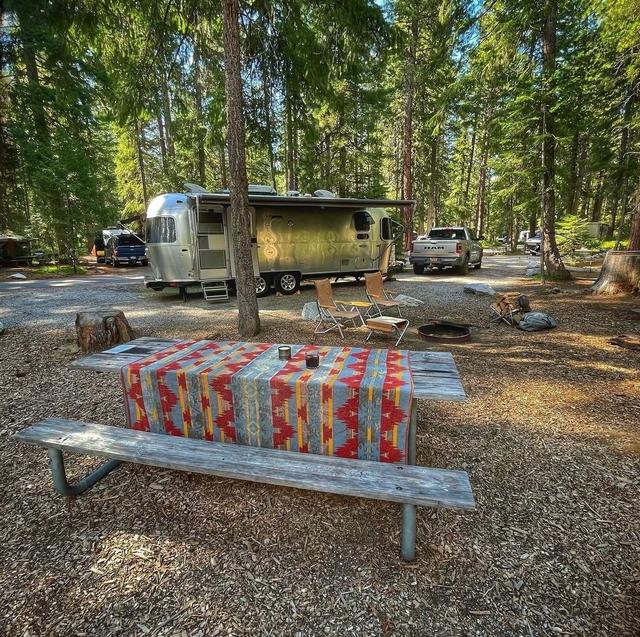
[609,97,633,238]
[464,125,476,208]
[541,0,570,280]
[401,19,418,251]
[426,137,438,231]
[193,44,206,185]
[157,111,167,168]
[219,145,227,188]
[285,93,297,191]
[591,251,640,295]
[222,0,260,337]
[628,188,640,251]
[262,67,276,191]
[566,130,580,216]
[591,170,605,221]
[134,118,149,210]
[160,74,175,158]
[475,119,489,237]
[75,310,134,353]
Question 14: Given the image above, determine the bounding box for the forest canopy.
[1,0,639,254]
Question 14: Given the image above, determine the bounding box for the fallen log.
[590,250,640,295]
[75,309,134,353]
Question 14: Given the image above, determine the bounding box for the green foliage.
[1,0,638,254]
[556,215,600,252]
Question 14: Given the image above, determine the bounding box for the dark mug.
[305,350,320,369]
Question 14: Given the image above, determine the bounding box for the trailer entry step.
[201,280,229,302]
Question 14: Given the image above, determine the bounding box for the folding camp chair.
[364,271,402,318]
[314,278,363,338]
[365,316,410,347]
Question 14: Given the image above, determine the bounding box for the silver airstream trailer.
[144,187,409,300]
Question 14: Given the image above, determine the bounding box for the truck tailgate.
[412,240,459,258]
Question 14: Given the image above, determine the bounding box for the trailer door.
[352,210,376,270]
[197,204,229,280]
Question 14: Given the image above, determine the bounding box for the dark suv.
[105,233,147,267]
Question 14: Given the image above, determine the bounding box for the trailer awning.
[193,194,415,209]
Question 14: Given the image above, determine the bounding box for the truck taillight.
[456,242,462,254]
[411,241,415,251]
[113,248,118,256]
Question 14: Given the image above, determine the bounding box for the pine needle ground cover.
[0,259,638,636]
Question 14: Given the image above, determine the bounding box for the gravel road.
[1,256,638,637]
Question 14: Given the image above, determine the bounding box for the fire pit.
[418,321,471,343]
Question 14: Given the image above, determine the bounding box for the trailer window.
[353,210,374,232]
[381,218,393,241]
[146,218,176,243]
[199,210,224,234]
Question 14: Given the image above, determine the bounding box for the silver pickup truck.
[409,227,483,275]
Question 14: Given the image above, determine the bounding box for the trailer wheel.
[255,275,271,297]
[274,272,300,295]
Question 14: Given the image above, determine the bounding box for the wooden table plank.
[16,419,475,510]
[70,337,466,402]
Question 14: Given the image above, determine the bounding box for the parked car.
[105,233,147,267]
[525,234,541,255]
[94,234,106,263]
[409,226,483,274]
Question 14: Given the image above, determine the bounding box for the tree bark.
[591,251,640,295]
[0,0,13,231]
[222,0,260,337]
[262,67,276,191]
[464,125,476,208]
[134,117,149,210]
[475,125,489,238]
[426,137,438,232]
[160,73,175,158]
[591,169,605,222]
[541,0,570,280]
[401,19,418,251]
[628,188,640,251]
[193,44,206,185]
[285,93,297,191]
[609,97,633,238]
[566,130,580,217]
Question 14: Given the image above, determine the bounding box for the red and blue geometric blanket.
[121,341,414,463]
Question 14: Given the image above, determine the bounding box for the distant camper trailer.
[144,188,409,299]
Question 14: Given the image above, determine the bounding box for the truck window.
[117,234,144,246]
[146,217,176,243]
[428,228,466,240]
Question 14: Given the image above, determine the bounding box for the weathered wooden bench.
[15,418,475,562]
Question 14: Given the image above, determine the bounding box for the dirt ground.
[0,257,638,636]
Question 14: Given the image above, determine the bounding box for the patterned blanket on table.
[121,341,414,463]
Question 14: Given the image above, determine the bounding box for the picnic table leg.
[47,448,121,497]
[401,399,417,561]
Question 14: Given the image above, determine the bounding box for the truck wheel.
[255,275,271,297]
[413,264,425,275]
[474,261,482,269]
[274,272,300,295]
[456,255,469,275]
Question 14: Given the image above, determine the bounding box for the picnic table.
[16,337,472,561]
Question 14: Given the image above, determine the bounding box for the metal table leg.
[47,448,121,497]
[401,398,417,561]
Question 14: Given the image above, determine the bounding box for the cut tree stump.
[590,251,640,295]
[75,309,134,353]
